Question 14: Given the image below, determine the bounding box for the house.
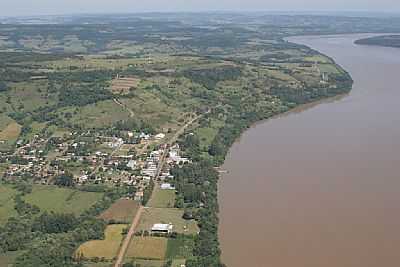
[127,160,137,170]
[151,223,173,234]
[155,133,165,140]
[134,191,144,201]
[160,183,175,190]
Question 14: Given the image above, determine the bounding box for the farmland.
[147,185,176,208]
[99,198,140,223]
[126,236,168,260]
[23,185,103,215]
[0,122,21,142]
[137,208,199,235]
[0,185,17,225]
[76,224,128,260]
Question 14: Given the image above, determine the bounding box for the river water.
[218,34,400,267]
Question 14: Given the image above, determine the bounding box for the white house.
[155,133,166,140]
[161,183,175,190]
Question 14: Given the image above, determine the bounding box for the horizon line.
[2,9,400,19]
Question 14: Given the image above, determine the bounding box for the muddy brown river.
[218,34,400,267]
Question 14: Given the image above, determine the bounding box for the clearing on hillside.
[137,208,199,235]
[76,224,127,260]
[99,198,140,223]
[23,185,103,215]
[0,122,21,142]
[0,185,17,225]
[126,236,168,260]
[111,77,140,94]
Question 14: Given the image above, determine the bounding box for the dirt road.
[113,205,144,267]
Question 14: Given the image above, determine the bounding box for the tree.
[0,81,7,92]
[54,172,74,187]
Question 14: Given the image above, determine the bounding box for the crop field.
[23,185,103,215]
[137,208,199,235]
[126,236,168,260]
[111,77,141,94]
[0,122,21,142]
[76,224,127,260]
[147,185,176,208]
[0,251,22,267]
[99,198,140,223]
[0,185,17,225]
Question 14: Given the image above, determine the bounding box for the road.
[113,206,144,267]
[114,98,135,118]
[113,112,206,267]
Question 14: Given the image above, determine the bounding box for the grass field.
[318,63,341,74]
[165,236,195,260]
[126,236,168,260]
[99,198,140,223]
[0,163,8,177]
[0,114,13,129]
[7,81,55,112]
[147,185,176,208]
[0,122,21,142]
[76,224,127,260]
[23,185,103,215]
[0,185,17,225]
[138,208,199,235]
[62,100,129,129]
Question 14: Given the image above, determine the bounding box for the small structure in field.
[155,133,165,140]
[151,223,173,234]
[160,183,175,190]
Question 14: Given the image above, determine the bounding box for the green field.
[138,208,199,235]
[166,236,194,260]
[0,185,17,225]
[147,185,176,208]
[76,224,127,260]
[23,185,103,215]
[126,236,168,260]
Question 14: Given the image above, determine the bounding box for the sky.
[1,0,400,17]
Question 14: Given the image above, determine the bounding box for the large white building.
[151,223,173,234]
